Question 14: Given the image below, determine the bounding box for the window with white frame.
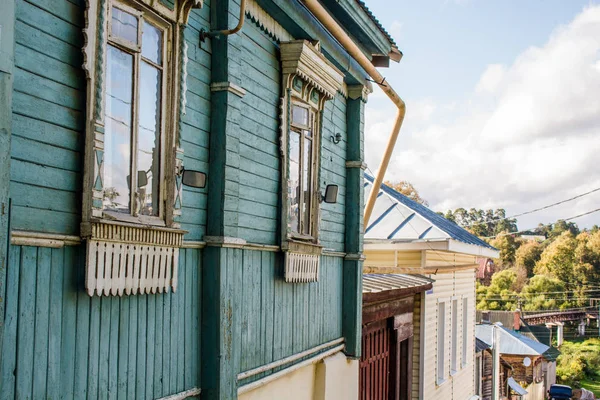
[81,0,201,296]
[288,98,318,238]
[462,297,469,367]
[437,301,446,384]
[451,299,458,373]
[104,3,167,219]
[278,41,344,283]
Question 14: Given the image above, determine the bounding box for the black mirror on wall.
[322,184,338,204]
[182,169,207,189]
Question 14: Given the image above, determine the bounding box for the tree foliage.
[384,180,429,206]
[476,270,519,311]
[515,240,544,277]
[442,208,517,237]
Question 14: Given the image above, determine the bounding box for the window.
[104,3,167,220]
[451,299,458,373]
[278,41,344,282]
[437,302,446,384]
[81,0,201,296]
[288,99,317,237]
[462,298,469,367]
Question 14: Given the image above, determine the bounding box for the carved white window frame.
[279,40,344,282]
[81,0,201,296]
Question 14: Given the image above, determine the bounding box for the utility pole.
[491,323,501,400]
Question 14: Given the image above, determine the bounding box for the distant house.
[477,258,497,285]
[476,324,558,400]
[475,338,518,400]
[362,175,500,400]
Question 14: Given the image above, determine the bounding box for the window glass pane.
[111,7,138,43]
[292,105,308,126]
[289,130,301,233]
[302,138,312,235]
[137,62,161,216]
[142,21,162,65]
[104,45,133,213]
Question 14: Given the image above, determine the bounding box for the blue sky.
[363,0,600,231]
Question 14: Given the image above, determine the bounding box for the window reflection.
[289,131,301,233]
[142,21,162,65]
[104,45,133,213]
[111,7,138,43]
[137,62,161,216]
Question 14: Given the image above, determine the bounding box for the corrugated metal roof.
[364,174,498,252]
[363,273,433,294]
[355,0,397,47]
[476,338,490,353]
[508,377,528,396]
[476,324,550,356]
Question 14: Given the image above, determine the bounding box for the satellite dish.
[523,357,531,367]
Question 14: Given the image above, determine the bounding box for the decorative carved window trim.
[81,0,201,296]
[279,40,344,282]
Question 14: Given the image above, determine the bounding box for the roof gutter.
[300,0,406,228]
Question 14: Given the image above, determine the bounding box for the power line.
[482,207,600,239]
[461,186,600,228]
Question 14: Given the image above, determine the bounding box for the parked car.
[548,384,573,399]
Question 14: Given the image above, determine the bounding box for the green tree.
[476,270,519,311]
[515,240,544,277]
[489,233,519,268]
[521,275,569,311]
[442,208,517,237]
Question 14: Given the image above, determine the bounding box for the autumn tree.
[384,180,429,206]
[515,240,544,277]
[489,233,520,268]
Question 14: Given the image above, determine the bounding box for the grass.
[556,338,600,393]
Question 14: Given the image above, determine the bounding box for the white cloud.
[365,5,600,229]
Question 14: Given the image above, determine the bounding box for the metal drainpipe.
[301,0,407,227]
[200,0,247,40]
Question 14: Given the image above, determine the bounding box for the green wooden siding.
[237,22,281,245]
[180,6,212,241]
[236,252,343,382]
[0,245,201,400]
[9,0,85,235]
[320,93,347,251]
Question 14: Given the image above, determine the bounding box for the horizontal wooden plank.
[12,114,81,151]
[11,134,81,172]
[10,205,80,234]
[17,0,82,47]
[13,91,83,131]
[15,20,81,67]
[10,181,80,214]
[10,158,81,192]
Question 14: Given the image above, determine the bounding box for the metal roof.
[476,324,550,356]
[363,273,433,294]
[475,338,490,353]
[364,174,498,254]
[508,377,528,396]
[355,0,397,47]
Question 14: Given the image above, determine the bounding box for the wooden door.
[360,319,392,400]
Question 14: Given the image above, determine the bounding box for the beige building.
[363,175,499,400]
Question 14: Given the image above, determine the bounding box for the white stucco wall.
[238,352,358,400]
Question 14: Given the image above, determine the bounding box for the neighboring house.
[361,273,433,399]
[476,324,557,400]
[362,175,500,400]
[474,338,518,400]
[477,257,496,286]
[0,1,401,399]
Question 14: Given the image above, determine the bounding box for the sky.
[362,0,600,231]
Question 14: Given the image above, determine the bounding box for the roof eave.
[364,238,500,259]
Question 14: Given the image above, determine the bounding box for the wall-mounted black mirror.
[322,184,338,204]
[137,170,148,187]
[182,169,207,189]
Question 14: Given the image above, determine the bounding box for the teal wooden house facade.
[0,0,400,398]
